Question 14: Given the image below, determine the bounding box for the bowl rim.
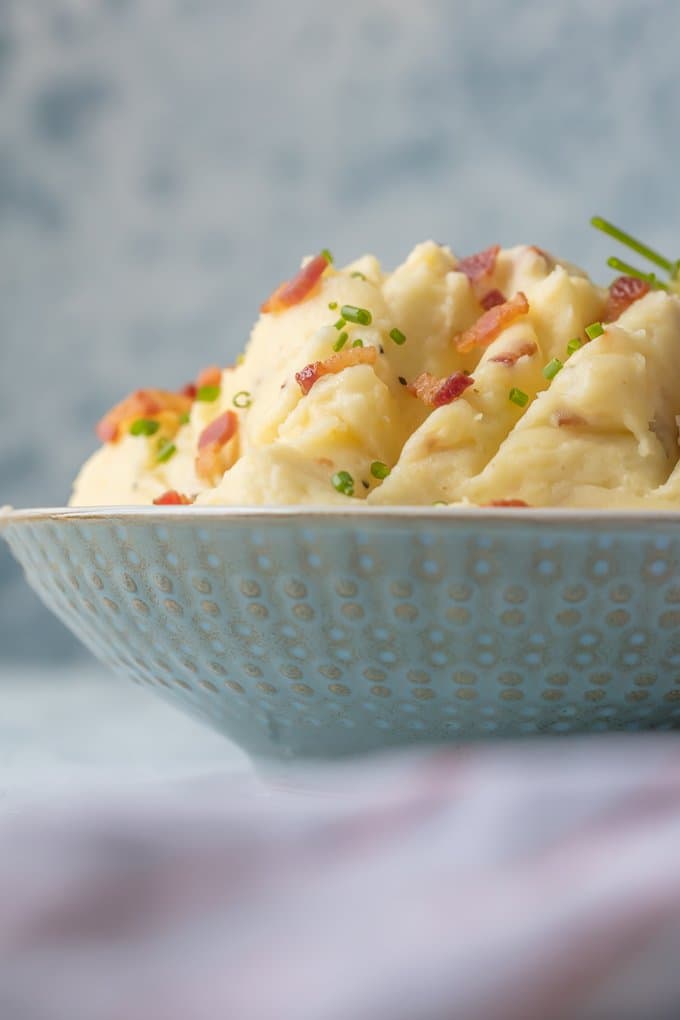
[3,504,680,531]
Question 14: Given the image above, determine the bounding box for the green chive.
[156,439,177,464]
[332,470,354,496]
[233,390,252,408]
[543,358,563,381]
[334,318,346,330]
[585,322,604,340]
[566,338,582,357]
[591,216,675,276]
[236,353,245,366]
[433,500,448,506]
[328,301,338,310]
[509,387,529,408]
[321,248,333,264]
[606,256,669,291]
[352,338,364,348]
[370,461,390,480]
[351,271,366,280]
[196,385,221,403]
[389,327,407,346]
[333,332,348,352]
[179,412,191,425]
[341,304,372,326]
[129,418,160,437]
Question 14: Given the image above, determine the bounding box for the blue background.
[2,0,679,662]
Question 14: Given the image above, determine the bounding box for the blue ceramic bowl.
[2,506,680,760]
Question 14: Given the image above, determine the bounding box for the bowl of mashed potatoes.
[3,238,680,759]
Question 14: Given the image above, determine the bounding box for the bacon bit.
[196,365,222,389]
[196,410,239,484]
[407,371,474,408]
[198,410,238,450]
[485,499,530,508]
[295,346,378,395]
[96,389,193,444]
[457,245,500,286]
[605,275,651,322]
[179,365,223,401]
[455,292,530,354]
[261,253,329,314]
[480,288,506,310]
[552,411,586,428]
[153,490,194,506]
[489,341,538,366]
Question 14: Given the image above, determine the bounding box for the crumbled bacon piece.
[295,346,377,395]
[196,365,222,389]
[261,253,329,314]
[96,389,193,444]
[407,371,474,408]
[455,292,530,353]
[198,410,238,450]
[457,245,500,286]
[485,499,530,507]
[489,341,538,366]
[196,410,239,484]
[153,490,194,506]
[480,288,506,311]
[605,276,650,322]
[552,411,586,428]
[179,365,224,401]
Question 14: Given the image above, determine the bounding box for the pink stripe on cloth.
[2,736,680,1019]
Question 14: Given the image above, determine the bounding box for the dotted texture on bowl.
[5,514,680,759]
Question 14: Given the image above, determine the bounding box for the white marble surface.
[0,663,248,809]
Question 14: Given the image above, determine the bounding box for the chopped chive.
[321,248,333,264]
[606,256,669,291]
[333,332,348,352]
[591,216,675,275]
[543,358,563,381]
[433,500,448,506]
[566,338,582,357]
[351,338,364,348]
[332,470,354,497]
[351,271,366,280]
[179,411,191,425]
[156,439,177,463]
[236,353,245,366]
[389,327,407,346]
[328,301,338,310]
[341,304,372,326]
[233,390,252,408]
[585,321,604,340]
[398,375,407,386]
[334,318,346,330]
[370,461,390,480]
[509,387,529,408]
[196,385,221,403]
[129,418,160,437]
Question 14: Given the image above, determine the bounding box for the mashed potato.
[70,242,680,509]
